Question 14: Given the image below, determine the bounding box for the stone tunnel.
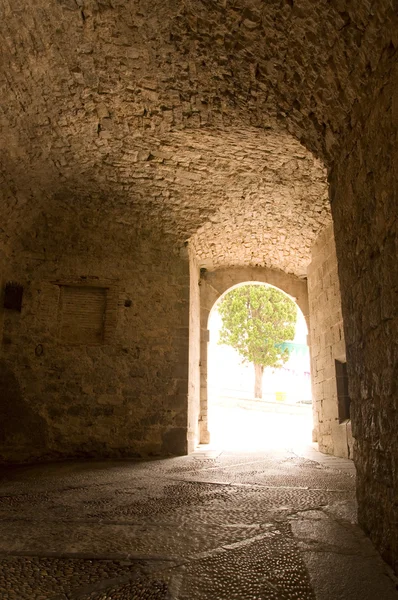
[0,0,397,593]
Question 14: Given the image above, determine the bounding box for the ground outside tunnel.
[0,448,396,600]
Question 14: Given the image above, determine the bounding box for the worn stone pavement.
[0,446,396,600]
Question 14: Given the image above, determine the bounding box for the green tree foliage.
[218,284,297,397]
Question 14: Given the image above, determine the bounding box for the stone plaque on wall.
[59,285,107,345]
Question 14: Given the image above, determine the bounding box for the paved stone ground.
[0,447,396,600]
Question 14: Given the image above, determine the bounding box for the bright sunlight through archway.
[207,283,313,451]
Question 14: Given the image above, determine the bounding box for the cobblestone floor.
[0,446,396,599]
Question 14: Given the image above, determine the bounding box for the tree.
[218,284,297,399]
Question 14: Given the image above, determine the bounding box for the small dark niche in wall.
[124,299,132,307]
[35,344,44,357]
[4,282,23,312]
[335,360,351,422]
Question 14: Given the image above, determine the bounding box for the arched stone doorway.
[198,267,310,445]
[0,0,396,574]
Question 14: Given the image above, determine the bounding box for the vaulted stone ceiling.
[186,129,328,275]
[0,0,395,274]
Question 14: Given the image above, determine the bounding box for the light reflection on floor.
[208,402,313,452]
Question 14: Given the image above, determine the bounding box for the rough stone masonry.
[0,0,397,576]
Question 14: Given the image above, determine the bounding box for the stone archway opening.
[0,0,396,578]
[203,279,313,452]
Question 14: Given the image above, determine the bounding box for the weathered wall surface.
[0,247,9,344]
[198,277,219,444]
[331,58,398,571]
[187,249,200,452]
[0,213,190,463]
[0,0,396,576]
[0,244,14,456]
[198,266,309,442]
[307,225,352,459]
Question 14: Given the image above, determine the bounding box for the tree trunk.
[254,364,264,399]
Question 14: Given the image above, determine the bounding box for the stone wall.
[331,56,398,572]
[198,266,309,443]
[0,214,190,463]
[307,225,353,459]
[0,0,396,574]
[187,249,200,452]
[0,247,9,345]
[198,277,219,444]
